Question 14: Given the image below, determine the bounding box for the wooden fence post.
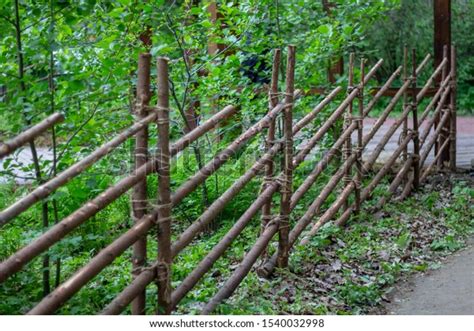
[277,45,295,269]
[449,45,457,171]
[402,46,408,165]
[438,45,449,169]
[261,49,281,236]
[343,53,354,211]
[355,58,365,215]
[412,49,420,190]
[131,53,151,315]
[156,57,172,314]
[434,0,451,165]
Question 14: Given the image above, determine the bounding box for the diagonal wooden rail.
[0,44,457,315]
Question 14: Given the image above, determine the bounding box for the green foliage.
[2,0,471,316]
[430,235,464,252]
[365,0,474,114]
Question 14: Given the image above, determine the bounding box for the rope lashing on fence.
[151,203,173,225]
[350,115,364,123]
[102,74,346,316]
[307,54,447,233]
[0,104,237,228]
[21,88,309,314]
[131,199,149,215]
[264,217,280,229]
[267,91,295,99]
[376,80,454,209]
[131,263,157,279]
[277,175,292,196]
[407,128,419,140]
[263,137,284,147]
[218,59,394,304]
[133,152,148,158]
[1,45,457,315]
[0,106,237,285]
[156,113,171,125]
[258,55,444,277]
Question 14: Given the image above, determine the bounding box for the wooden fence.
[0,44,457,314]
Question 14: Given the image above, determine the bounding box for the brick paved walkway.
[360,116,473,169]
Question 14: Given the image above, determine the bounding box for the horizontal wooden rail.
[0,113,64,159]
[27,89,306,314]
[370,87,437,97]
[259,54,438,276]
[302,111,414,241]
[0,110,160,225]
[0,105,237,285]
[420,137,450,182]
[101,88,343,314]
[334,133,414,227]
[0,46,456,315]
[101,58,385,314]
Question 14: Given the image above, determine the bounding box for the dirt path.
[387,242,474,315]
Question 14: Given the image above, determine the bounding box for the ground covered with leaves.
[214,172,474,315]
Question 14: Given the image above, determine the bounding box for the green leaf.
[317,24,331,35]
[395,232,411,250]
